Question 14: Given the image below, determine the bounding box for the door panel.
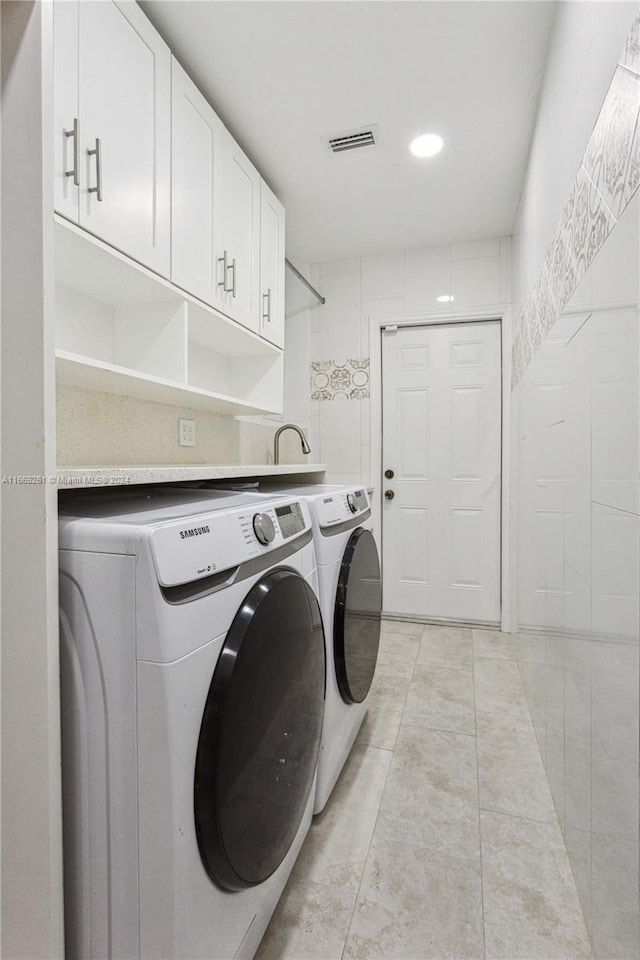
[382,321,501,622]
[53,0,80,221]
[334,529,381,704]
[194,568,324,892]
[260,181,285,347]
[171,59,223,305]
[217,135,261,332]
[79,1,170,275]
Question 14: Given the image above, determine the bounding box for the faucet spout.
[274,424,311,465]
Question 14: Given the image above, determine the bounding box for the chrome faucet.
[274,423,311,465]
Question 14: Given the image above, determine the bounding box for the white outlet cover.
[179,418,196,447]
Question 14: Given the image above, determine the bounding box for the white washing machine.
[204,483,381,814]
[58,487,325,960]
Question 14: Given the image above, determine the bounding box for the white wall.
[1,3,64,957]
[307,238,512,485]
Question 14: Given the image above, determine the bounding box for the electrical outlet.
[179,418,196,447]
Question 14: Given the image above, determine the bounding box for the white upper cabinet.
[171,59,224,306]
[259,181,285,348]
[216,131,261,334]
[53,0,171,276]
[53,0,285,353]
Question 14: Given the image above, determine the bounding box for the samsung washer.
[59,487,325,960]
[204,482,381,814]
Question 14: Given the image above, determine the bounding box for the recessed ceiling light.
[437,294,454,302]
[410,133,444,158]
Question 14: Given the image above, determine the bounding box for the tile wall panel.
[515,175,640,956]
[512,8,640,387]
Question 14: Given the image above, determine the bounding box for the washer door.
[194,568,325,892]
[334,527,382,704]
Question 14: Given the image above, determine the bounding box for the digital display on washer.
[353,490,367,509]
[275,502,305,538]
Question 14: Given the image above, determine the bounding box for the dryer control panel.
[315,488,370,529]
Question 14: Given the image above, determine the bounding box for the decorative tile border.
[310,359,370,400]
[512,7,640,388]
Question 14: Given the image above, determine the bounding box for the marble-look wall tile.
[512,14,640,388]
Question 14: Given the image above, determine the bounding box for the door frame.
[369,306,514,633]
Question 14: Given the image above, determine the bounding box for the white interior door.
[382,321,502,623]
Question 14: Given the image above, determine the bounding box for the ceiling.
[141,1,557,265]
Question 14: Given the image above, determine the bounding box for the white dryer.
[58,488,325,960]
[206,483,381,814]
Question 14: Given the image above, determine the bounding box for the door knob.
[384,468,394,479]
[384,489,395,500]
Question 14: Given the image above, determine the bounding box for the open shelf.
[54,216,283,414]
[56,351,282,416]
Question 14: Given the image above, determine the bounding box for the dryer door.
[334,528,382,704]
[194,568,325,892]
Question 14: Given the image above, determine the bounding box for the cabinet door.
[78,1,171,276]
[53,0,80,221]
[259,181,285,349]
[171,59,224,306]
[217,133,261,333]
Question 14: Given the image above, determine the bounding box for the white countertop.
[56,463,327,489]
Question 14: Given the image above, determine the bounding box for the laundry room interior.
[1,2,640,959]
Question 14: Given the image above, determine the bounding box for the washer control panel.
[275,501,306,539]
[150,497,310,586]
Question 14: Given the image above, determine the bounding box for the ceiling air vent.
[324,125,380,155]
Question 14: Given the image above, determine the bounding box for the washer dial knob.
[346,493,358,514]
[253,512,276,545]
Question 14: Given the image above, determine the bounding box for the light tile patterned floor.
[255,622,591,960]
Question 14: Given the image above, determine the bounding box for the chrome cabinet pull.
[262,288,271,323]
[64,118,79,186]
[87,138,103,201]
[229,258,237,298]
[217,251,229,291]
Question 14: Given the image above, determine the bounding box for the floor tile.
[343,836,484,959]
[481,811,592,960]
[381,618,423,636]
[375,723,481,862]
[403,662,476,735]
[473,657,530,718]
[477,711,556,823]
[375,631,420,679]
[472,629,546,663]
[293,745,392,892]
[356,673,410,750]
[254,875,356,960]
[417,623,473,672]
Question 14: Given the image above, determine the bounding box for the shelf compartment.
[54,215,284,416]
[56,351,281,416]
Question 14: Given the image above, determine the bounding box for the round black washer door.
[334,527,382,704]
[194,567,325,892]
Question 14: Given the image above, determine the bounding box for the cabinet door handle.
[87,138,103,201]
[384,489,395,500]
[64,118,79,186]
[262,288,271,323]
[229,258,237,298]
[217,251,229,291]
